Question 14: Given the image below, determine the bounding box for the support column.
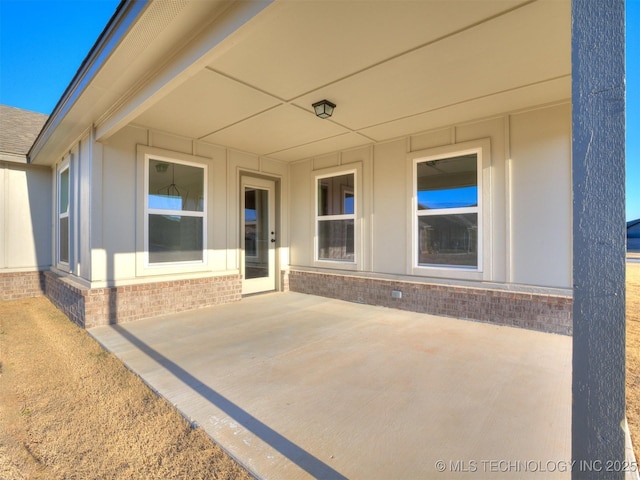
[571,1,626,478]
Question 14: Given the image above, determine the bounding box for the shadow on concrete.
[110,324,347,480]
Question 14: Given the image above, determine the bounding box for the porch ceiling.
[130,0,570,162]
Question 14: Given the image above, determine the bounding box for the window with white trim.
[415,151,480,269]
[316,172,355,262]
[146,157,206,264]
[58,165,70,265]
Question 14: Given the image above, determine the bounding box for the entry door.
[241,177,276,295]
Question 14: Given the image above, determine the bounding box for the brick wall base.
[288,270,572,335]
[44,271,242,328]
[0,271,46,301]
[280,269,290,292]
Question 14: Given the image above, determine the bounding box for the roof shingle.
[0,105,48,159]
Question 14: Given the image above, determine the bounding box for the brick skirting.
[44,271,242,328]
[288,270,572,335]
[0,271,46,301]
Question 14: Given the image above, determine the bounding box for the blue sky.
[0,0,119,114]
[1,0,638,221]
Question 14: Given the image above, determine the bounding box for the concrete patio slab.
[90,292,571,479]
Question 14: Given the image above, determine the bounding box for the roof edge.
[28,0,148,164]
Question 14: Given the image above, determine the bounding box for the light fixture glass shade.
[155,162,169,173]
[312,100,336,119]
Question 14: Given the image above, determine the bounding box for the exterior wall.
[290,103,571,288]
[288,270,572,335]
[288,103,572,332]
[0,271,46,301]
[0,161,51,300]
[51,133,93,280]
[44,270,241,328]
[510,105,572,287]
[96,125,289,285]
[45,124,289,326]
[41,103,571,331]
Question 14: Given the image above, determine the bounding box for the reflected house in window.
[629,219,640,252]
[244,187,269,279]
[317,173,355,262]
[244,206,257,257]
[416,153,479,268]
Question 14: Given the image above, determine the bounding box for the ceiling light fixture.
[155,162,169,173]
[312,99,336,119]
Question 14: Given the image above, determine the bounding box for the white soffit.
[129,0,570,162]
[132,69,282,139]
[84,0,232,132]
[292,0,570,130]
[209,0,531,100]
[201,104,349,155]
[360,76,571,141]
[269,133,372,162]
[30,0,240,164]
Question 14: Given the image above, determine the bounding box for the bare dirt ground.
[627,262,640,459]
[0,297,252,480]
[1,270,639,478]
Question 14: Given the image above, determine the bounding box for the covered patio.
[90,292,571,479]
[0,0,621,475]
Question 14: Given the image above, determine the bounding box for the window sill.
[411,265,484,281]
[312,259,359,271]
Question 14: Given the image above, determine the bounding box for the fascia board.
[94,0,274,143]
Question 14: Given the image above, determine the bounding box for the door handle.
[271,238,276,243]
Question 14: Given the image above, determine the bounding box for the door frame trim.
[240,174,279,295]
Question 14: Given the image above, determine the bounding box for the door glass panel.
[245,187,269,279]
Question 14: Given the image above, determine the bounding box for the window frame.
[409,139,490,278]
[56,159,70,268]
[136,146,210,277]
[144,155,207,267]
[314,168,358,265]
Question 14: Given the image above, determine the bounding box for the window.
[146,158,205,264]
[316,172,355,262]
[58,165,69,265]
[415,151,480,269]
